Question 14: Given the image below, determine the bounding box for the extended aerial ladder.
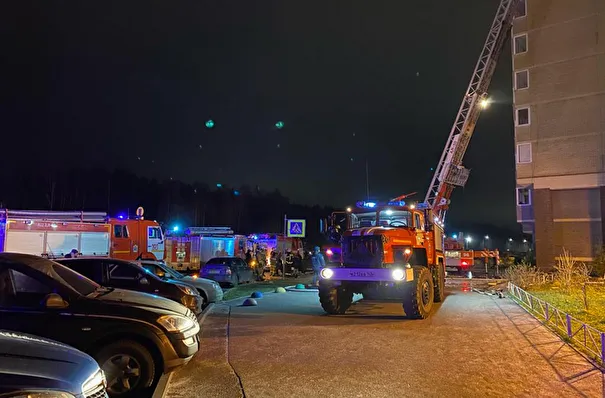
[423,0,520,223]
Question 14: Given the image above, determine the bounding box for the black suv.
[57,257,204,316]
[0,253,200,397]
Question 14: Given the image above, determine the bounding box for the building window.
[516,143,532,164]
[514,34,528,54]
[514,0,527,19]
[516,187,531,206]
[515,70,529,90]
[516,107,530,126]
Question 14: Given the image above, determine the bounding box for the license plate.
[207,269,220,274]
[348,270,375,278]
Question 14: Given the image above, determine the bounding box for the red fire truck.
[0,208,165,260]
[165,227,248,271]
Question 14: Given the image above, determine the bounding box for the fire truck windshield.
[342,235,384,267]
[350,210,412,228]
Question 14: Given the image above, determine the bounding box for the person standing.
[311,246,325,286]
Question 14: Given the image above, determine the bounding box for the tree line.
[0,168,333,244]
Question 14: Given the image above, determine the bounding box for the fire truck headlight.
[392,268,405,281]
[320,268,334,279]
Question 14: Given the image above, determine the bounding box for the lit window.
[517,187,531,206]
[516,107,530,126]
[514,0,527,18]
[515,70,529,90]
[516,143,532,164]
[514,34,528,54]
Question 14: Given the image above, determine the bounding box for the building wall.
[512,0,605,267]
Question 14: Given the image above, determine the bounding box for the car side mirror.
[44,293,69,309]
[139,277,150,285]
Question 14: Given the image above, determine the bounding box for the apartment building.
[512,0,605,267]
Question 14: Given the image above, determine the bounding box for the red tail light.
[461,261,468,266]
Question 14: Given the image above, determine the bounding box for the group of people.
[243,245,327,285]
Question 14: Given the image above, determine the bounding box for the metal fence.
[507,282,605,367]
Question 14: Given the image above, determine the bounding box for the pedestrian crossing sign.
[287,219,306,238]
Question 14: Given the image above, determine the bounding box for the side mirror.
[139,277,150,285]
[44,293,69,309]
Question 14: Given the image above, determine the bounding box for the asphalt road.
[165,281,604,398]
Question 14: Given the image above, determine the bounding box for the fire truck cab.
[320,199,445,319]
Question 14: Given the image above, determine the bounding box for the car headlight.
[176,284,196,296]
[320,268,334,279]
[157,314,196,333]
[0,392,76,398]
[82,369,106,392]
[392,268,405,281]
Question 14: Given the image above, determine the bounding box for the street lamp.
[482,235,490,249]
[465,236,472,249]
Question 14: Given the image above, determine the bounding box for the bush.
[505,261,550,289]
[554,248,592,293]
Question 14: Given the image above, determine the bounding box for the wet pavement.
[165,283,604,398]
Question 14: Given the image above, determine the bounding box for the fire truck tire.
[433,264,446,303]
[402,267,434,319]
[319,285,353,315]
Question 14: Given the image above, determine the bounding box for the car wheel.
[94,340,155,397]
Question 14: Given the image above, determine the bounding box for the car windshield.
[51,263,100,296]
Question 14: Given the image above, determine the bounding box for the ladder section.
[424,0,517,221]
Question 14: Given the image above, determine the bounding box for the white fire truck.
[165,227,248,271]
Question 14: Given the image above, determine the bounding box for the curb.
[152,302,216,398]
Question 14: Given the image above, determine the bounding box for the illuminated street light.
[465,236,472,243]
[452,234,458,239]
[346,207,352,212]
[508,238,513,242]
[484,235,489,240]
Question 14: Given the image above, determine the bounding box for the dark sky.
[0,1,518,229]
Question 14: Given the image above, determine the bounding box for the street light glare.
[484,235,489,239]
[465,236,472,242]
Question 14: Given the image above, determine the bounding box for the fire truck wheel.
[433,264,445,303]
[319,285,353,315]
[402,267,434,319]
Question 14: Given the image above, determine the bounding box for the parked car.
[138,260,223,306]
[200,256,255,286]
[0,253,200,398]
[0,329,108,397]
[57,257,204,316]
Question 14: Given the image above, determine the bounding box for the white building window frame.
[516,107,531,126]
[515,69,529,90]
[516,186,532,206]
[513,33,528,55]
[514,0,527,19]
[516,142,532,164]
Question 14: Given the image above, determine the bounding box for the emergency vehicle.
[318,0,520,319]
[0,208,165,260]
[444,237,500,274]
[165,227,248,271]
[248,233,303,260]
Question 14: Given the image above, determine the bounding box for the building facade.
[512,0,605,267]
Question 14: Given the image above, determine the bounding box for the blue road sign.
[287,219,306,238]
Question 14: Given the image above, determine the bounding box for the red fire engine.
[165,227,248,271]
[0,208,165,260]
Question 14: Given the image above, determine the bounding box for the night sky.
[1,1,517,230]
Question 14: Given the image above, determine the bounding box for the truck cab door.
[146,226,165,261]
[111,224,132,260]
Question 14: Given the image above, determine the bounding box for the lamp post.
[482,235,490,249]
[465,236,472,250]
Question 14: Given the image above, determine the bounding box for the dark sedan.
[0,329,108,397]
[200,257,254,286]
